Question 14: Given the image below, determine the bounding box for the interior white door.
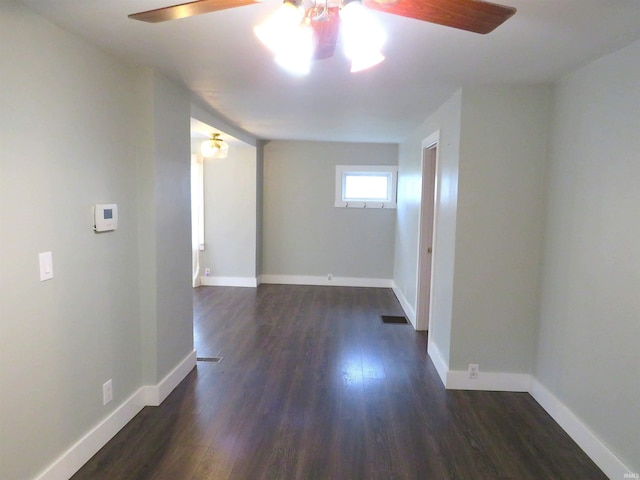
[415,140,438,331]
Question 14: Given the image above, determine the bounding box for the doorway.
[415,132,439,331]
[190,118,258,289]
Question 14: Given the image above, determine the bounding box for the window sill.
[334,201,396,209]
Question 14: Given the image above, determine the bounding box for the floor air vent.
[197,357,223,363]
[381,315,409,324]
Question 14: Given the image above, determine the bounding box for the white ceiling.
[19,0,640,143]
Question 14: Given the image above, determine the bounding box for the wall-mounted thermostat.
[94,204,118,232]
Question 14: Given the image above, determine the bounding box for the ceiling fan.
[129,0,516,73]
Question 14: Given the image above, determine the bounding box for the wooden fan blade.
[362,0,516,34]
[129,0,258,23]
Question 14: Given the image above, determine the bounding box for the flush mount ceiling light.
[130,0,516,74]
[201,133,229,158]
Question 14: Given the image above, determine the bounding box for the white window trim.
[335,165,397,209]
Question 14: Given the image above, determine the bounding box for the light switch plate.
[39,252,53,281]
[103,379,113,405]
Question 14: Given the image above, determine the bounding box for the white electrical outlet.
[328,273,333,280]
[103,379,113,405]
[204,268,211,277]
[468,364,479,380]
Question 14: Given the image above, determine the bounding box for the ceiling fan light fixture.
[130,0,517,74]
[254,1,305,54]
[201,133,229,158]
[273,22,315,74]
[340,0,386,72]
[255,0,314,74]
[275,50,312,75]
[349,51,385,72]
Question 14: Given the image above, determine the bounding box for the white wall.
[0,2,194,478]
[536,39,640,473]
[144,72,194,382]
[262,141,397,282]
[1,3,140,479]
[396,86,550,377]
[394,91,462,360]
[450,85,551,373]
[395,51,638,476]
[256,141,265,276]
[200,145,257,280]
[4,0,637,476]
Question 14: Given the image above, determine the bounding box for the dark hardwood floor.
[72,285,606,479]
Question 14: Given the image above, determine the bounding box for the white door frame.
[415,131,440,331]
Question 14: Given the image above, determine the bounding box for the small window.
[335,165,397,208]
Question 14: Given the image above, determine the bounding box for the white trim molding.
[260,275,392,288]
[391,282,416,327]
[415,130,440,332]
[425,360,633,479]
[445,370,531,392]
[427,340,448,387]
[200,276,258,287]
[335,165,398,209]
[144,349,197,406]
[35,389,146,480]
[35,350,197,480]
[530,378,634,480]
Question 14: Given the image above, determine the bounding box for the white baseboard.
[35,388,146,480]
[35,350,197,480]
[200,276,258,287]
[33,350,631,480]
[530,378,634,480]
[436,370,633,478]
[144,350,197,406]
[391,282,416,327]
[446,370,531,392]
[427,340,448,387]
[260,274,392,288]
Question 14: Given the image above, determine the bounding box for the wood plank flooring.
[72,285,607,479]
